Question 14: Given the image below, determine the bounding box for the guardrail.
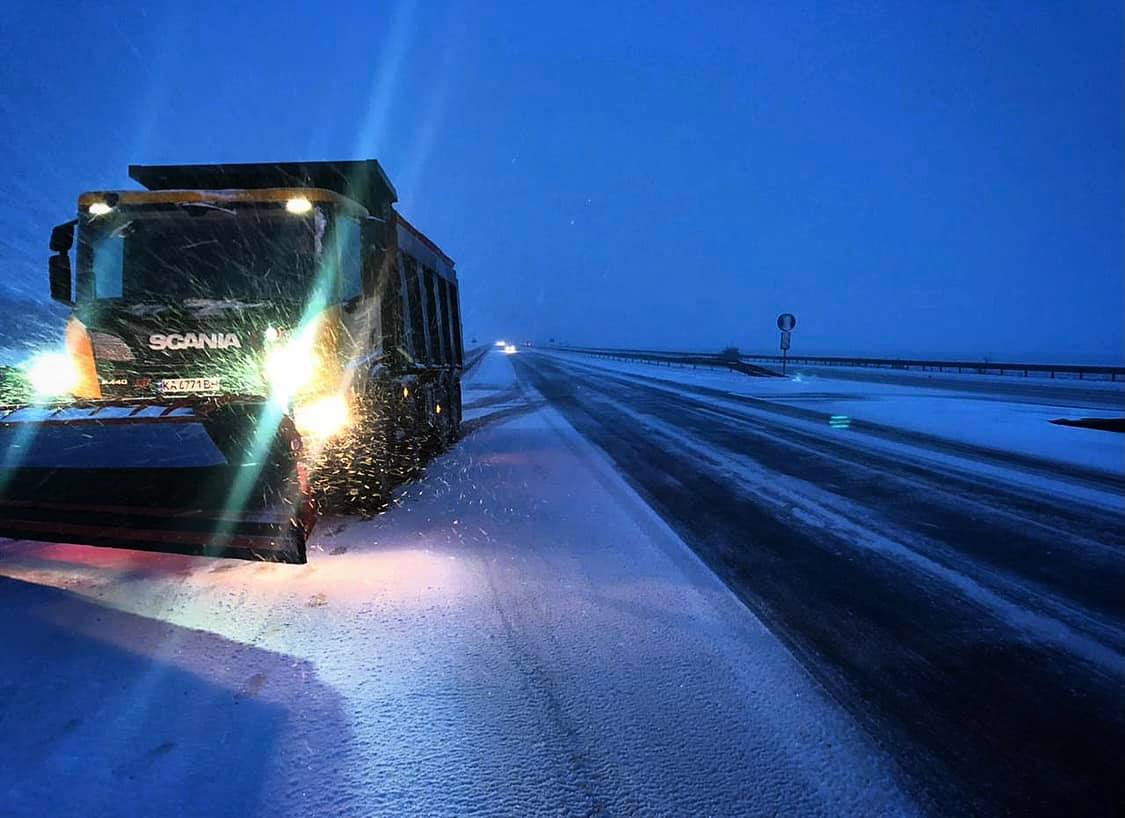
[461,345,491,374]
[553,347,780,377]
[738,354,1124,381]
[555,347,1124,382]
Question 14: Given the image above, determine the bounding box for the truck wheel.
[347,418,395,514]
[448,380,462,439]
[311,400,394,516]
[395,383,425,478]
[421,380,444,453]
[433,378,458,448]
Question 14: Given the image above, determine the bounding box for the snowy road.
[513,350,1124,816]
[0,351,916,817]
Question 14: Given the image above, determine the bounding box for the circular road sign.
[777,313,797,332]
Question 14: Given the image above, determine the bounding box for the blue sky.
[1,1,1120,361]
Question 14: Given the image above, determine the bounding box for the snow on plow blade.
[0,400,315,563]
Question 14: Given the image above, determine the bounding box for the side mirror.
[49,254,72,303]
[362,217,389,297]
[49,220,76,253]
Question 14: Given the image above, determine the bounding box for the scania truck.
[0,160,464,563]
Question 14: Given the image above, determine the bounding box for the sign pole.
[776,313,796,377]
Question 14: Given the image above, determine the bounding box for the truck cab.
[42,160,463,449]
[0,160,463,563]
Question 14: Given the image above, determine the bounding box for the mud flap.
[0,400,316,563]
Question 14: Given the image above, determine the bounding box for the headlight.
[26,352,80,397]
[264,342,318,399]
[293,395,350,439]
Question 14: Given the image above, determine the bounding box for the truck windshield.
[76,205,324,302]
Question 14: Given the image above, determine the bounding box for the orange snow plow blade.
[0,400,316,563]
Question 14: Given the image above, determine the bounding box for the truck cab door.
[338,217,385,375]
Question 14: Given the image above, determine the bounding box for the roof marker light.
[87,201,113,216]
[285,196,313,214]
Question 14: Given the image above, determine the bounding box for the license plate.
[157,377,221,394]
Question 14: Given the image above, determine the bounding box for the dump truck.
[0,160,464,563]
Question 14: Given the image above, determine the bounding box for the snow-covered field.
[0,351,916,817]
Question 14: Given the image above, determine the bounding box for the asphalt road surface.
[513,350,1124,817]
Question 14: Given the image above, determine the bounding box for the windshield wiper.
[177,202,237,216]
[178,239,222,250]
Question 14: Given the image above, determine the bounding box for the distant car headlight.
[293,395,350,440]
[26,352,80,397]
